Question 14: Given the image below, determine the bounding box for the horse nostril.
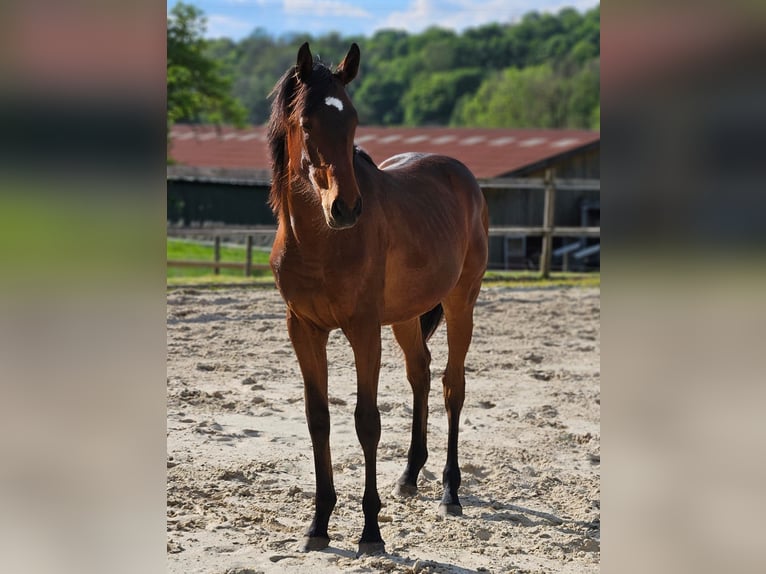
[330,197,361,226]
[331,198,343,219]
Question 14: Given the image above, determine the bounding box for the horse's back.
[372,152,488,323]
[380,152,474,181]
[378,152,431,171]
[379,152,484,207]
[380,152,486,239]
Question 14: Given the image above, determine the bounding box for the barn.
[168,124,600,270]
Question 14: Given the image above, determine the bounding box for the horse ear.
[296,42,313,83]
[335,43,360,85]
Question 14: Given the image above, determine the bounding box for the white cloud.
[284,0,373,19]
[374,0,433,32]
[373,0,599,34]
[205,14,253,38]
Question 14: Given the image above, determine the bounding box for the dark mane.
[354,145,375,166]
[266,67,296,215]
[267,61,336,216]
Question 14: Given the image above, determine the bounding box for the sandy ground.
[167,285,600,574]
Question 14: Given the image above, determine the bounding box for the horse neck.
[281,175,331,247]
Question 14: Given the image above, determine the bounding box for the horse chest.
[273,246,365,328]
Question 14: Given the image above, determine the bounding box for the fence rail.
[166,260,272,271]
[167,172,599,278]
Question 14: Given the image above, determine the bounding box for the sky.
[169,0,600,41]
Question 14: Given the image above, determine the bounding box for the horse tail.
[419,304,444,343]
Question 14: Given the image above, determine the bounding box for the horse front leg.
[286,311,335,551]
[344,321,385,555]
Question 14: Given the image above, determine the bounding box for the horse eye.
[300,118,312,132]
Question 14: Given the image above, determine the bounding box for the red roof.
[170,125,599,180]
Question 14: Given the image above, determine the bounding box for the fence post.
[245,235,253,277]
[539,168,556,278]
[214,236,221,275]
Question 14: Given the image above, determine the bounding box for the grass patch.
[482,270,600,289]
[167,238,271,279]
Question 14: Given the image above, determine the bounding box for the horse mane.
[267,61,336,216]
[267,67,298,216]
[355,145,375,166]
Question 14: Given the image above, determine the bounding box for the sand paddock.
[167,285,600,573]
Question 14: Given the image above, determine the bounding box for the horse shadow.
[461,494,565,527]
[320,545,482,574]
[460,494,600,538]
[307,496,575,572]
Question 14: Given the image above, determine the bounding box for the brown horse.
[267,42,488,555]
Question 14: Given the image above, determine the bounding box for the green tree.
[566,58,600,128]
[453,64,565,128]
[570,38,597,65]
[460,23,520,69]
[167,2,247,128]
[355,73,406,125]
[453,57,599,130]
[403,68,484,125]
[366,29,410,65]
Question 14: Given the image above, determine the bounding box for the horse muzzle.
[326,195,362,229]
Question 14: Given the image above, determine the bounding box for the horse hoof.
[438,503,463,517]
[393,482,418,497]
[300,536,330,552]
[357,541,386,556]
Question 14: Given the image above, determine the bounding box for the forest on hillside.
[169,3,599,131]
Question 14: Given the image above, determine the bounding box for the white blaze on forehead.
[325,97,344,112]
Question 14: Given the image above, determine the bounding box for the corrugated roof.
[169,125,599,180]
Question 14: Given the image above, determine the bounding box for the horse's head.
[287,42,362,230]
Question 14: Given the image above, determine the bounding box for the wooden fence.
[167,226,275,276]
[167,171,599,279]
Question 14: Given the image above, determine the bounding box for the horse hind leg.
[439,283,481,517]
[391,317,432,497]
